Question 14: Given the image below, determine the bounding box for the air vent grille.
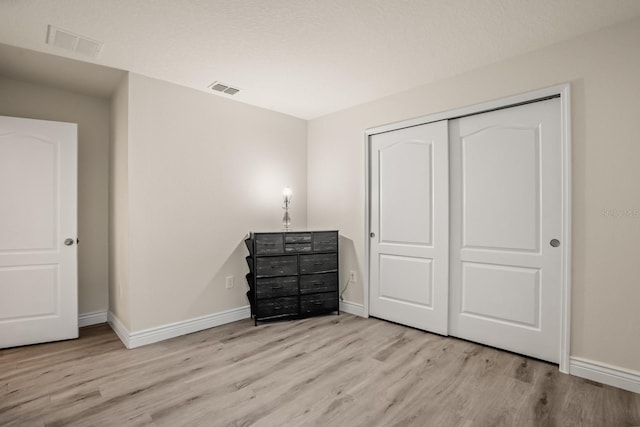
[46,25,103,58]
[209,81,240,95]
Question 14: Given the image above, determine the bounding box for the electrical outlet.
[225,276,234,289]
[349,270,356,283]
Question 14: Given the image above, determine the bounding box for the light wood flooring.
[1,313,639,426]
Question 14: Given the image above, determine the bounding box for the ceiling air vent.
[46,25,103,58]
[209,81,240,95]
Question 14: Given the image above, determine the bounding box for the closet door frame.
[364,83,571,373]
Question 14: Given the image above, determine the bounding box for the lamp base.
[282,210,292,231]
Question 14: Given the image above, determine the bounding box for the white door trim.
[364,83,571,373]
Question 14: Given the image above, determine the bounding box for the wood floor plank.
[1,314,639,426]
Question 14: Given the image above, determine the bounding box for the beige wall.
[307,18,640,372]
[0,76,110,315]
[119,73,307,331]
[109,74,131,329]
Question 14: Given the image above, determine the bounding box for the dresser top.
[250,230,338,234]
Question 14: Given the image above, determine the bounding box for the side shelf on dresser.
[244,230,339,325]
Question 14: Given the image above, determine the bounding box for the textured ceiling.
[0,0,639,119]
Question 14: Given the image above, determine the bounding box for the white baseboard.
[570,356,640,394]
[340,300,365,317]
[107,311,132,348]
[78,310,108,327]
[107,306,251,349]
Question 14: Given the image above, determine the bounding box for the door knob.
[550,239,560,247]
[370,232,375,238]
[64,238,74,246]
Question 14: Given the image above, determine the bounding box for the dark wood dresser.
[245,230,339,325]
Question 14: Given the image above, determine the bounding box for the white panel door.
[449,98,562,363]
[0,115,78,348]
[370,121,449,334]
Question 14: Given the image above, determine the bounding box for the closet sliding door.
[369,121,449,335]
[448,98,562,363]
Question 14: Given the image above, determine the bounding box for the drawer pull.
[313,262,324,266]
[271,285,284,290]
[274,306,283,310]
[312,302,323,305]
[270,265,283,269]
[318,240,333,244]
[310,281,324,285]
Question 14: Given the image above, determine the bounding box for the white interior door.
[0,115,78,348]
[369,121,449,334]
[449,98,562,363]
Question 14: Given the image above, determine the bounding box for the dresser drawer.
[285,243,312,253]
[300,272,338,294]
[256,296,299,318]
[256,276,298,299]
[313,231,338,252]
[256,255,298,277]
[255,233,284,255]
[299,253,338,274]
[300,292,338,315]
[285,232,312,243]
